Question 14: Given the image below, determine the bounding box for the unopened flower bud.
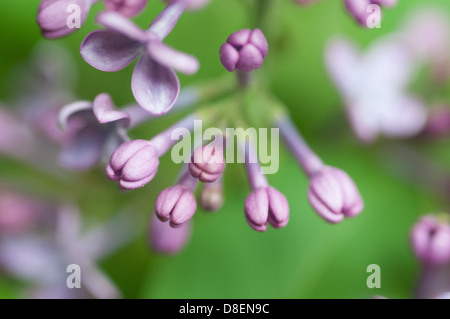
[189,138,225,183]
[106,139,159,189]
[155,184,197,228]
[308,166,364,223]
[245,186,289,232]
[37,0,93,38]
[220,28,268,72]
[411,215,450,267]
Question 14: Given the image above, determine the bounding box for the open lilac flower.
[149,211,192,254]
[325,36,427,143]
[277,114,363,223]
[104,0,148,17]
[107,115,197,189]
[411,215,450,267]
[220,29,268,72]
[401,9,450,81]
[155,168,198,228]
[58,93,131,170]
[37,0,98,38]
[80,2,199,115]
[243,140,289,232]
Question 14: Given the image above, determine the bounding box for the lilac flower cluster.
[33,0,368,255]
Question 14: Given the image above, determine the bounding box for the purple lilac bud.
[189,137,225,183]
[37,0,97,38]
[243,140,289,232]
[106,114,196,189]
[106,139,159,189]
[308,166,364,223]
[324,37,426,143]
[81,2,199,115]
[163,0,210,11]
[277,115,363,223]
[104,0,148,17]
[155,169,198,228]
[200,176,224,212]
[411,215,450,267]
[219,29,268,72]
[149,213,191,254]
[345,0,397,27]
[344,0,374,27]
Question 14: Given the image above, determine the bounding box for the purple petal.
[121,147,159,182]
[131,54,180,115]
[169,188,197,228]
[244,188,269,227]
[37,0,89,32]
[96,11,148,42]
[146,41,199,74]
[267,187,289,228]
[309,170,344,214]
[219,43,239,72]
[148,0,187,40]
[58,126,106,170]
[250,29,268,58]
[325,37,360,97]
[149,214,191,254]
[155,186,184,221]
[308,188,345,224]
[227,29,252,47]
[93,93,130,127]
[80,30,143,72]
[119,173,155,190]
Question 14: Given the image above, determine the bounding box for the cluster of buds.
[33,0,366,257]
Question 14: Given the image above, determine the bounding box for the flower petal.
[131,54,180,115]
[146,41,199,74]
[58,126,106,170]
[93,93,130,127]
[80,30,142,72]
[96,11,147,42]
[58,101,93,131]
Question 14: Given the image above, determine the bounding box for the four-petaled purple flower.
[80,2,199,115]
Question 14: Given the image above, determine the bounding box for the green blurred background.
[0,0,449,299]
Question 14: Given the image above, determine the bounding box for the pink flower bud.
[308,166,364,223]
[220,28,268,72]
